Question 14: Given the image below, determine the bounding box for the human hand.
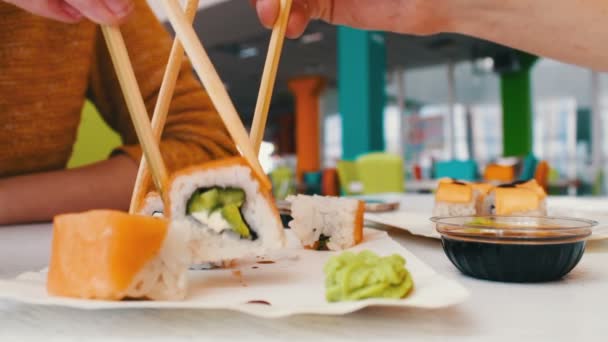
[3,0,134,24]
[251,0,453,38]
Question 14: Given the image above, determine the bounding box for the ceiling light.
[472,56,495,73]
[300,32,324,44]
[239,46,259,59]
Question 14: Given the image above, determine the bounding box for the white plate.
[548,197,608,241]
[366,211,440,239]
[0,229,469,318]
[364,196,608,242]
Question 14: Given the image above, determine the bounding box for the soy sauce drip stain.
[247,300,271,306]
[256,260,275,264]
[231,270,247,287]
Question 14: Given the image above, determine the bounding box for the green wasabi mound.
[324,251,413,302]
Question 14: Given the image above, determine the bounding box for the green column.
[338,27,386,160]
[500,53,538,156]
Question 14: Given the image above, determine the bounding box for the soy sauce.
[442,238,586,283]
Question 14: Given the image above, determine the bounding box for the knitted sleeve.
[88,0,237,182]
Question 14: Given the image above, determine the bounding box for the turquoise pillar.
[338,27,386,160]
[500,53,538,157]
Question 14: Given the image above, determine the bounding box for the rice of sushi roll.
[469,182,495,213]
[287,194,364,251]
[433,180,480,217]
[137,191,164,217]
[167,157,285,263]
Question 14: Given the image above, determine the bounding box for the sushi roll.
[481,183,547,216]
[287,194,364,251]
[47,210,191,301]
[433,180,480,216]
[137,191,164,217]
[513,179,547,199]
[470,182,495,213]
[167,157,285,263]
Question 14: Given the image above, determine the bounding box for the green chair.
[592,169,604,196]
[356,152,405,194]
[336,160,360,195]
[269,166,296,200]
[68,101,122,168]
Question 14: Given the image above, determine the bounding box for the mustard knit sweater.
[0,0,237,182]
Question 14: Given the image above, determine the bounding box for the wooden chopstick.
[250,0,293,154]
[128,0,200,214]
[101,26,170,204]
[159,0,271,190]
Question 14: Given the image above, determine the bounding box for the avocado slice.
[219,188,246,207]
[187,188,220,214]
[221,204,251,239]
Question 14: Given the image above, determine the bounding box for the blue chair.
[302,171,323,195]
[519,154,538,181]
[434,160,478,181]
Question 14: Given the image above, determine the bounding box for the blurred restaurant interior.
[71,0,608,199]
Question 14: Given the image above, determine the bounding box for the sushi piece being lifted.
[287,194,365,251]
[481,180,547,216]
[167,157,285,263]
[47,210,191,301]
[433,180,481,217]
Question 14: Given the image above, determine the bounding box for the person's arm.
[0,155,136,225]
[453,0,608,71]
[89,0,237,192]
[253,0,608,71]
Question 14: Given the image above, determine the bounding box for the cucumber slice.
[219,188,246,207]
[187,188,220,214]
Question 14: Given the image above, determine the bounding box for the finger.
[65,0,133,24]
[5,0,82,23]
[253,0,280,29]
[286,0,311,38]
[56,0,84,22]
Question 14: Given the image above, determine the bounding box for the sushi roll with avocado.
[166,157,285,263]
[481,182,547,216]
[287,195,364,251]
[433,180,481,217]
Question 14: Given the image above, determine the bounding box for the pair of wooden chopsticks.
[102,0,292,213]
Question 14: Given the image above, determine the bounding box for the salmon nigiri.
[47,210,191,301]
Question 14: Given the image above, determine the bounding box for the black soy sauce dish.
[430,216,597,283]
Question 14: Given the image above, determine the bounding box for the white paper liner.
[366,211,441,239]
[0,229,468,318]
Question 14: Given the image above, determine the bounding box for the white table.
[1,210,607,341]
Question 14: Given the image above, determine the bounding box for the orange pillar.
[288,76,326,181]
